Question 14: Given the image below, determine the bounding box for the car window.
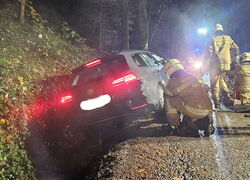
[151,53,165,62]
[132,54,147,67]
[71,54,129,86]
[138,53,158,67]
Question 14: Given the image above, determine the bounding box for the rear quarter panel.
[122,51,168,106]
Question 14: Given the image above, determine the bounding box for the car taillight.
[112,74,138,87]
[60,95,73,104]
[84,59,102,68]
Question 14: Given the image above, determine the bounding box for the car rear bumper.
[49,81,150,129]
[51,95,148,128]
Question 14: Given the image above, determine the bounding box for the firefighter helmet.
[240,52,250,63]
[164,59,184,77]
[215,24,223,32]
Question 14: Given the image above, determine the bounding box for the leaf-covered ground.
[0,3,94,179]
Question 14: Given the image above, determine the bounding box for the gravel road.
[86,111,250,180]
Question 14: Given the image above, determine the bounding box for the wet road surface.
[88,111,250,180]
[212,112,250,180]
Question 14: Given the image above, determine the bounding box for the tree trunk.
[19,0,26,23]
[99,2,102,56]
[121,0,129,50]
[138,0,148,50]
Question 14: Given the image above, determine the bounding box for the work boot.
[197,115,215,137]
[213,98,221,109]
[169,126,179,136]
[179,117,199,137]
[222,92,235,106]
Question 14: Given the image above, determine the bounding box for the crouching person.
[164,59,214,137]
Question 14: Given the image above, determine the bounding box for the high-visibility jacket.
[166,72,212,118]
[209,35,239,71]
[236,62,250,92]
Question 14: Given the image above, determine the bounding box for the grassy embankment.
[0,5,94,179]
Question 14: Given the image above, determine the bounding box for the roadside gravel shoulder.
[88,136,221,180]
[86,112,250,180]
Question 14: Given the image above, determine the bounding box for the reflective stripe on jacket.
[209,35,239,71]
[236,63,250,92]
[185,102,211,117]
[166,72,212,111]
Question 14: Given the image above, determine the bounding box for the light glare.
[194,61,202,69]
[197,28,208,35]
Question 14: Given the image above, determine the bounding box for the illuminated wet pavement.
[211,112,250,180]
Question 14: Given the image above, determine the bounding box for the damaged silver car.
[53,50,169,128]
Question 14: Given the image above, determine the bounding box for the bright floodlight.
[194,61,203,69]
[197,28,208,35]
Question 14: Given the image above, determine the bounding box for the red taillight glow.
[84,59,102,68]
[60,95,73,104]
[131,104,148,110]
[112,74,138,87]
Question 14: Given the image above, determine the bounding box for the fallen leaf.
[198,171,208,175]
[157,153,165,157]
[0,119,6,124]
[38,34,43,38]
[136,169,145,173]
[173,177,181,180]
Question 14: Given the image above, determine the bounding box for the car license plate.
[80,94,111,111]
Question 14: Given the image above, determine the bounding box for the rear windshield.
[70,54,129,86]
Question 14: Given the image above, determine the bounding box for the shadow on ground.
[27,110,172,180]
[27,98,250,180]
[216,126,250,136]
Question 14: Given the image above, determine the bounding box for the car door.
[124,51,165,106]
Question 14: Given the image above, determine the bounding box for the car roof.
[118,50,149,55]
[72,54,126,74]
[72,50,153,74]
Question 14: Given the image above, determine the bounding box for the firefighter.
[164,59,213,136]
[207,24,239,108]
[236,52,250,104]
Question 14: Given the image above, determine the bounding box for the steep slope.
[0,3,94,178]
